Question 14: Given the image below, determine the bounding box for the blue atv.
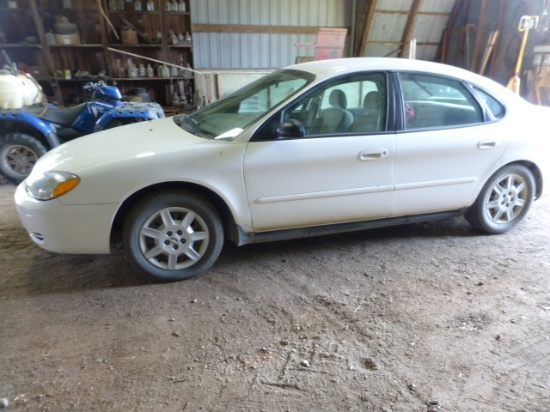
[0,73,165,184]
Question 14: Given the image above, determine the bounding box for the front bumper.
[15,183,118,254]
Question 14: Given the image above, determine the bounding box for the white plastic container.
[0,72,42,109]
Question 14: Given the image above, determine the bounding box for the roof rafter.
[399,0,423,58]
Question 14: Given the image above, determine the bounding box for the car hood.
[32,117,206,174]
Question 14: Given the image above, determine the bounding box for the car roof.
[285,57,520,103]
[287,57,477,79]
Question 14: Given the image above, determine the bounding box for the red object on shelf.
[296,28,348,61]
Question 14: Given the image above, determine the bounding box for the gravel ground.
[1,177,549,412]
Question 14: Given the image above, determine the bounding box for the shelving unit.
[0,0,194,109]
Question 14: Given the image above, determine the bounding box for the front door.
[243,72,397,232]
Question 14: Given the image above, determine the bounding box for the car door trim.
[395,177,477,192]
[255,184,395,204]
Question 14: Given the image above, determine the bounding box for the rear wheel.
[123,190,224,281]
[466,164,535,234]
[0,133,47,184]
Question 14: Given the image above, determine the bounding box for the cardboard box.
[55,33,80,45]
[122,30,138,45]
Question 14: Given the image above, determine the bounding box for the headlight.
[26,171,81,200]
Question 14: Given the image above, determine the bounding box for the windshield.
[173,69,314,140]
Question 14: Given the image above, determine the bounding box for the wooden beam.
[490,0,506,77]
[441,0,466,62]
[471,0,488,72]
[368,41,440,46]
[357,0,378,57]
[376,10,450,17]
[399,0,422,58]
[192,24,349,36]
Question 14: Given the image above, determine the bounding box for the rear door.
[392,72,508,217]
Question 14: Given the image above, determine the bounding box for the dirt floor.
[1,176,549,412]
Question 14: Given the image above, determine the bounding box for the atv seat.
[40,103,86,127]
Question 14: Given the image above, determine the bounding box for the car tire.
[466,164,535,234]
[123,190,224,281]
[0,133,48,184]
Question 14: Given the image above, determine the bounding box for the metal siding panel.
[419,0,455,13]
[412,15,448,43]
[239,0,250,24]
[249,0,261,25]
[366,44,402,58]
[299,0,311,26]
[370,14,409,42]
[220,0,230,24]
[220,33,231,67]
[260,34,272,68]
[377,0,413,12]
[259,1,269,25]
[416,45,438,61]
[336,0,352,26]
[195,0,208,23]
[280,0,291,26]
[206,0,220,24]
[250,33,262,68]
[240,34,250,69]
[193,0,354,69]
[231,33,240,68]
[194,33,203,68]
[318,0,329,26]
[270,1,279,25]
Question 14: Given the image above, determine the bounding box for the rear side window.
[400,73,484,130]
[473,87,505,119]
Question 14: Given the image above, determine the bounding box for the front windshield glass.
[173,69,314,140]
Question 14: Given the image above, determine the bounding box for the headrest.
[363,91,381,109]
[329,89,347,109]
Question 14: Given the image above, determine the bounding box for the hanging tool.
[507,15,539,94]
[479,30,499,75]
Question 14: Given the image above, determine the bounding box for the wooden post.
[356,0,378,57]
[399,0,422,58]
[471,0,488,72]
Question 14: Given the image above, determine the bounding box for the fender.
[0,109,61,148]
[94,103,165,132]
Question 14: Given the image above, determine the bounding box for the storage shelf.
[55,76,194,82]
[1,0,194,108]
[110,77,194,81]
[107,10,161,15]
[38,7,100,13]
[48,44,104,48]
[0,43,42,48]
[108,44,163,48]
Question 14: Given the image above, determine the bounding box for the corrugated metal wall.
[190,0,354,69]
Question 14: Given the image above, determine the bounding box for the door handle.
[359,148,389,161]
[478,139,499,150]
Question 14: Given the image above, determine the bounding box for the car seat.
[350,91,384,133]
[309,89,353,134]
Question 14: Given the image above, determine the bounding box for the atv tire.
[0,133,48,184]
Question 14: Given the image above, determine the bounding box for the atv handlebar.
[83,81,107,92]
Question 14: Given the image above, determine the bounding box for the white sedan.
[14,58,550,281]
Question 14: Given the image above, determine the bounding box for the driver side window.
[284,73,387,137]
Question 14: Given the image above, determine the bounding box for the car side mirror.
[276,119,305,139]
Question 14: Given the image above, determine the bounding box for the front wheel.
[466,164,535,234]
[0,133,48,184]
[123,190,224,281]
